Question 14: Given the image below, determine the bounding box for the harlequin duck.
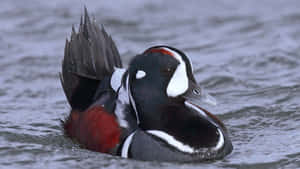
[60,8,233,162]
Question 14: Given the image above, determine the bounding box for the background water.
[1,0,300,168]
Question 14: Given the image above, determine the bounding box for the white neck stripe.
[121,132,135,158]
[127,75,140,124]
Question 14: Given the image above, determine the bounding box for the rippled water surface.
[1,0,300,168]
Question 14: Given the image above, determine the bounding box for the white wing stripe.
[147,130,196,153]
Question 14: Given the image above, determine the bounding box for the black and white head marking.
[110,68,143,127]
[136,70,146,79]
[127,74,140,124]
[120,45,232,159]
[159,47,190,98]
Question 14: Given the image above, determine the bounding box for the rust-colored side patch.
[64,106,121,153]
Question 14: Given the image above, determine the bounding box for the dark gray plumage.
[129,130,221,162]
[60,8,122,110]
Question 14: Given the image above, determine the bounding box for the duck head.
[126,45,233,160]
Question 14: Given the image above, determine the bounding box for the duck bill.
[182,80,217,107]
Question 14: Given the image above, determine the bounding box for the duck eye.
[162,67,172,74]
[193,89,201,95]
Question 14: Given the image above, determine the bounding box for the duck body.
[61,8,233,162]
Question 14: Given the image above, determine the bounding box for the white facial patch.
[110,68,126,92]
[136,70,146,79]
[162,48,189,97]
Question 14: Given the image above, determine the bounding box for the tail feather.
[61,8,122,111]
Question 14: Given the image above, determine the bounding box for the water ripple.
[1,0,300,168]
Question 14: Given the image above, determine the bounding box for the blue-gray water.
[1,0,300,168]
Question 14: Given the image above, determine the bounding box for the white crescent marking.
[213,128,225,151]
[121,132,136,158]
[163,48,189,97]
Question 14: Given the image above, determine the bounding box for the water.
[1,0,300,168]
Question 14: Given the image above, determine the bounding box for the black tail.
[60,8,122,111]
